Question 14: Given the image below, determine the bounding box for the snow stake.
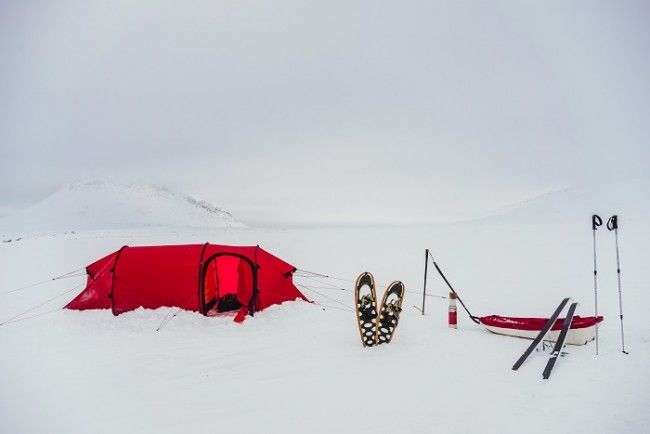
[448,292,457,328]
[592,214,602,355]
[607,215,629,355]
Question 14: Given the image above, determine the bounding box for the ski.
[543,302,578,379]
[512,297,570,371]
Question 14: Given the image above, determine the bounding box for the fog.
[1,1,649,225]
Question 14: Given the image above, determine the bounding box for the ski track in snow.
[1,181,649,434]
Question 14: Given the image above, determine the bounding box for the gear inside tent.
[66,244,308,322]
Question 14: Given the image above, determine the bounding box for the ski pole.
[607,215,629,354]
[592,214,602,355]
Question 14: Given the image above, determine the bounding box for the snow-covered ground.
[1,180,649,433]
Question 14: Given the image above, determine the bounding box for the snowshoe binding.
[354,272,378,347]
[375,281,405,345]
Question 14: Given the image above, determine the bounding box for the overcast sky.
[1,1,649,225]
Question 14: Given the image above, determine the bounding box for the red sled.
[480,315,604,346]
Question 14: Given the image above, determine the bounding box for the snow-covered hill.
[0,180,245,238]
[482,178,650,225]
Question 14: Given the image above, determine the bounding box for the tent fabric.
[66,250,118,310]
[66,244,308,322]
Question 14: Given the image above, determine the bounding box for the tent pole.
[422,249,429,315]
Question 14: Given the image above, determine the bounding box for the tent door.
[202,254,254,315]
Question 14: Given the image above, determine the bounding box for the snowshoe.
[354,272,378,347]
[375,281,405,345]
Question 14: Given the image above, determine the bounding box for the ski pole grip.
[607,215,618,231]
[592,214,602,230]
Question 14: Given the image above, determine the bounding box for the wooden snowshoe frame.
[354,272,378,347]
[375,281,405,345]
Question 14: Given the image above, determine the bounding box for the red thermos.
[449,292,457,328]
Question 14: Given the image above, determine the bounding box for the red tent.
[66,244,308,322]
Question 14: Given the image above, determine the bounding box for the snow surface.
[0,180,244,239]
[1,179,649,433]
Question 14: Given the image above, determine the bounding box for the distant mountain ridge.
[0,180,245,238]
